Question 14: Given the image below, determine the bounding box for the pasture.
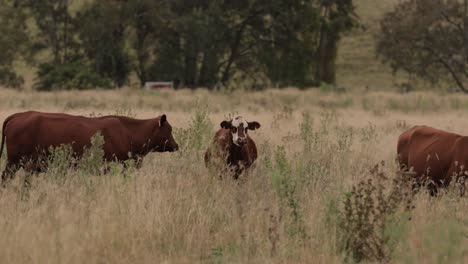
[0,88,467,263]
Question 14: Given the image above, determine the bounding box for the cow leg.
[135,156,143,169]
[457,176,466,197]
[23,171,36,190]
[102,166,110,175]
[231,165,242,180]
[427,184,438,197]
[426,179,441,197]
[22,159,41,189]
[1,162,19,187]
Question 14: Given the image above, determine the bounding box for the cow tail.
[0,114,16,160]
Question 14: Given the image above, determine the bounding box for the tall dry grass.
[0,88,467,263]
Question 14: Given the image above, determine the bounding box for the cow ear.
[220,120,232,129]
[159,114,167,127]
[248,121,260,130]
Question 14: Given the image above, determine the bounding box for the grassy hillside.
[0,88,467,263]
[336,0,402,90]
[2,2,467,263]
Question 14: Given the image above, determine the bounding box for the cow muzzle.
[159,140,179,152]
[173,143,179,151]
[166,142,179,152]
[236,137,247,145]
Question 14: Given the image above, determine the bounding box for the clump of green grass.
[263,145,309,259]
[46,144,76,184]
[174,99,213,158]
[79,132,105,176]
[45,132,106,180]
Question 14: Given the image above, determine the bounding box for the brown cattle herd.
[0,111,467,196]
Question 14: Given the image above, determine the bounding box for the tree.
[24,0,76,64]
[314,0,357,84]
[76,1,131,87]
[125,0,167,87]
[147,0,357,88]
[377,0,468,93]
[15,0,112,90]
[8,0,358,90]
[0,0,29,88]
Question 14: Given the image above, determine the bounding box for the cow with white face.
[205,116,261,179]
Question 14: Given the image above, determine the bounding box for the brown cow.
[397,125,467,196]
[204,116,260,179]
[0,111,178,183]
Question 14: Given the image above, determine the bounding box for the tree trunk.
[198,47,218,88]
[221,22,248,85]
[439,58,468,93]
[314,6,330,84]
[183,45,198,88]
[62,0,69,63]
[135,28,149,87]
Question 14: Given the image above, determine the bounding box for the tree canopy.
[377,0,468,93]
[1,0,358,90]
[0,0,29,88]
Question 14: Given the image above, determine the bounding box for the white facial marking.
[231,116,248,146]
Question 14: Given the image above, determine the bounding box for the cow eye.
[232,127,237,133]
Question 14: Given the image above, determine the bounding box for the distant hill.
[336,0,403,91]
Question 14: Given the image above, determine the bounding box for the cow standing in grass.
[205,116,260,179]
[0,111,179,184]
[398,125,467,196]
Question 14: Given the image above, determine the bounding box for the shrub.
[269,146,307,243]
[79,132,106,175]
[44,133,106,180]
[47,143,76,183]
[174,100,212,154]
[339,162,414,263]
[35,61,112,91]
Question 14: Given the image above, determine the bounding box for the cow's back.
[5,112,130,162]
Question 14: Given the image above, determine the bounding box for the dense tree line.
[377,0,468,93]
[0,0,357,90]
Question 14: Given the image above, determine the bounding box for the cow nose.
[237,138,246,145]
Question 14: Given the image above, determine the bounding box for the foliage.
[6,0,357,90]
[47,143,75,183]
[173,99,213,153]
[125,0,168,87]
[79,132,106,175]
[269,146,307,241]
[0,0,29,88]
[45,133,106,179]
[35,61,112,91]
[339,162,414,263]
[76,1,131,87]
[377,0,468,93]
[24,0,78,64]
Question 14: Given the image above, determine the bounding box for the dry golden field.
[0,88,467,263]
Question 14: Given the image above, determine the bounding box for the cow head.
[220,116,261,146]
[151,114,179,152]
